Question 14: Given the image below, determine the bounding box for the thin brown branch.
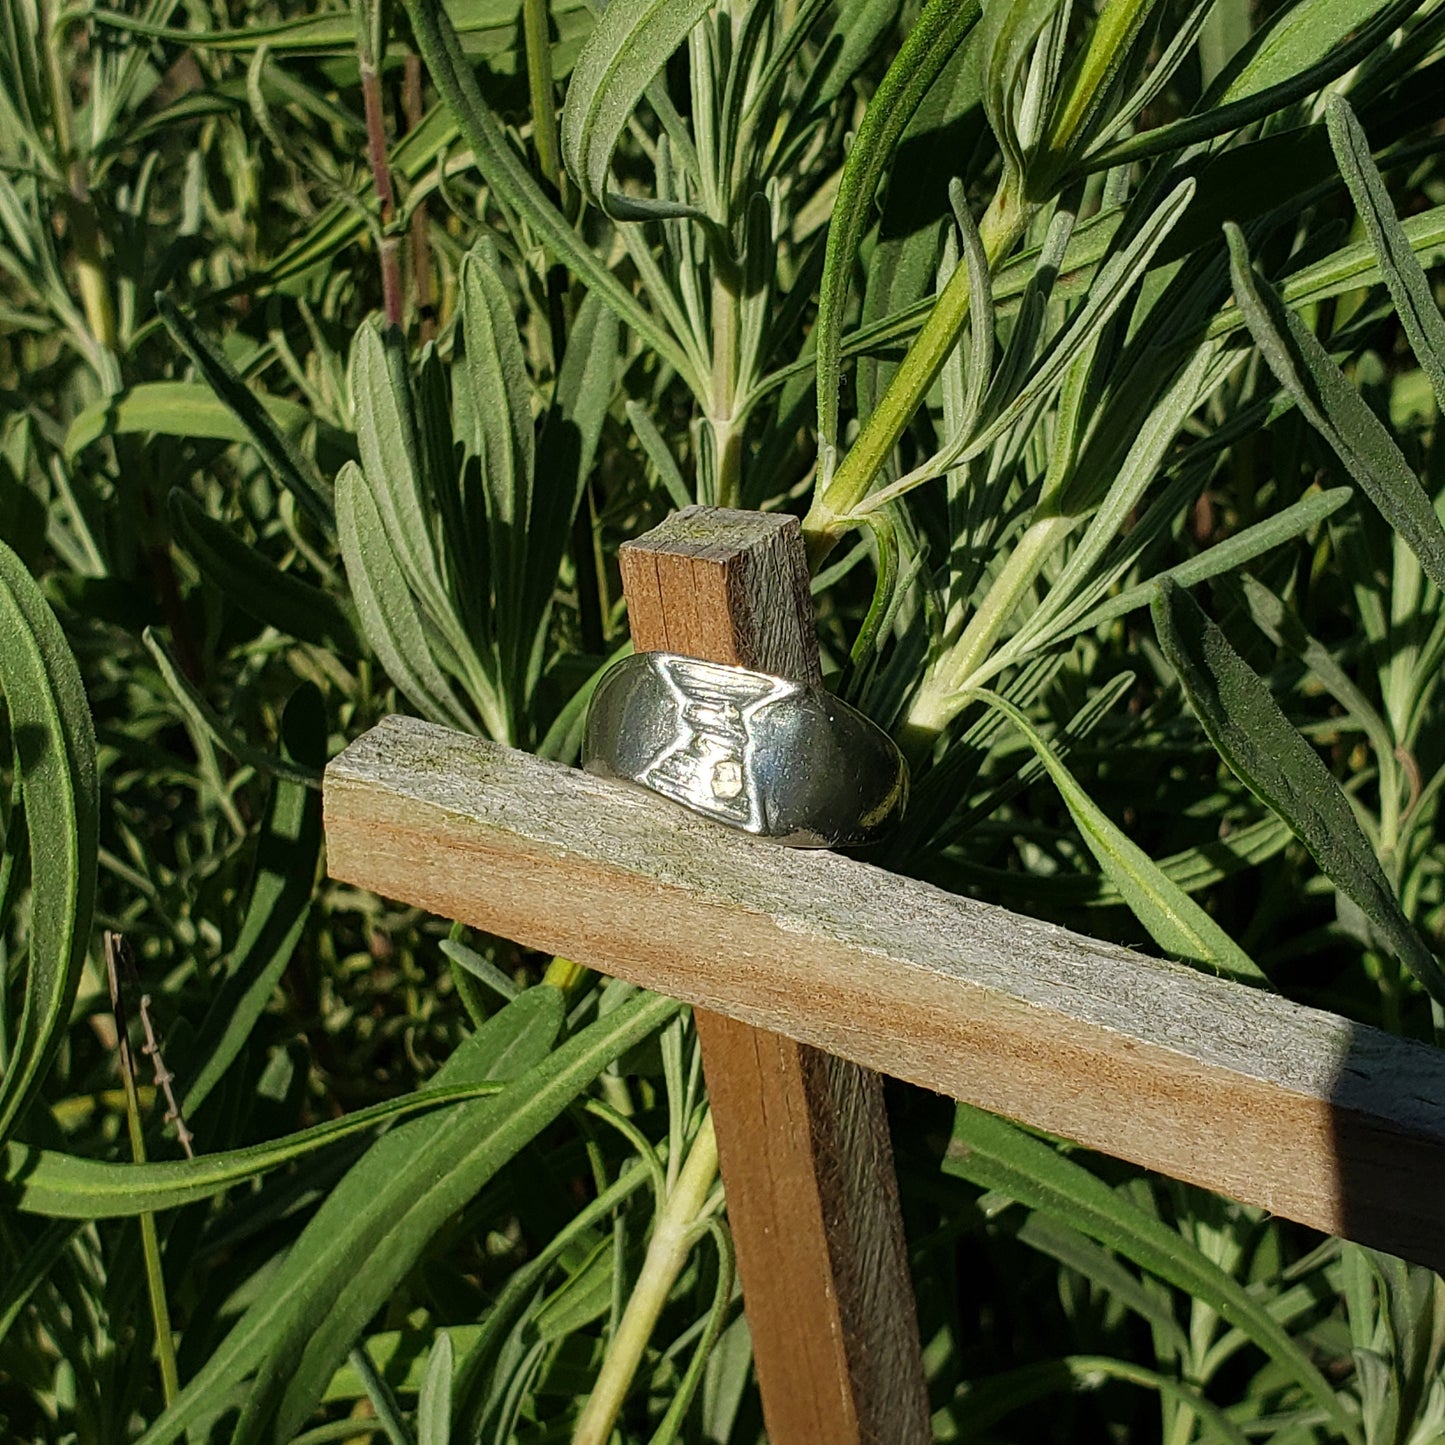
[361,59,403,328]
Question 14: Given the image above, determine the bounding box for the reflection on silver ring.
[582,652,908,848]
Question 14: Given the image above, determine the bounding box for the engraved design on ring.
[582,652,908,848]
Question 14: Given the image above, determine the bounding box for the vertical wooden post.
[619,505,931,1445]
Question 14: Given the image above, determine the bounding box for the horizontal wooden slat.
[324,715,1445,1271]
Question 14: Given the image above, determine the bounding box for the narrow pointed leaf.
[133,985,567,1444]
[142,627,325,789]
[1225,223,1445,597]
[350,321,451,627]
[336,461,474,732]
[1152,578,1445,1005]
[156,294,334,534]
[814,0,984,455]
[265,989,679,1443]
[405,0,701,393]
[64,381,311,459]
[559,0,711,218]
[417,1333,453,1445]
[168,490,363,658]
[944,1103,1362,1442]
[1326,95,1445,412]
[4,1081,515,1217]
[977,689,1267,985]
[179,684,327,1116]
[460,249,535,684]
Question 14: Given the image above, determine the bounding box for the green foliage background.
[2,0,1445,1437]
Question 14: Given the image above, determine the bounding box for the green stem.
[710,268,743,507]
[812,0,984,470]
[805,181,1029,564]
[105,936,181,1405]
[44,2,116,357]
[571,1112,721,1445]
[522,0,565,195]
[65,177,117,355]
[903,511,1076,749]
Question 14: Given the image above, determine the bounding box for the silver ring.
[582,652,908,848]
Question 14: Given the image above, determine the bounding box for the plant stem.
[804,180,1028,564]
[572,1112,720,1445]
[710,268,743,507]
[902,511,1076,750]
[44,1,117,359]
[360,57,404,327]
[105,934,182,1406]
[522,0,565,196]
[65,173,118,355]
[403,55,438,342]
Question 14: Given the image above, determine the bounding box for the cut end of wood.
[619,506,822,685]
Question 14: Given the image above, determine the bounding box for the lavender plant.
[2,0,1445,1438]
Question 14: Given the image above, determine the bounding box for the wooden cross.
[325,506,1445,1442]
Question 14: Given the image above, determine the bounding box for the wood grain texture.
[324,718,1445,1273]
[617,506,823,687]
[618,505,930,1445]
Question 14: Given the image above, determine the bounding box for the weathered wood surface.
[325,716,1445,1272]
[618,507,930,1445]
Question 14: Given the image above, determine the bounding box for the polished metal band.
[582,652,908,848]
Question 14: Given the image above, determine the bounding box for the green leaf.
[142,627,326,789]
[335,460,474,732]
[860,179,1196,512]
[1216,0,1389,103]
[1043,0,1169,169]
[156,294,335,534]
[943,1103,1362,1443]
[350,321,452,630]
[0,539,97,1144]
[1058,486,1352,642]
[268,990,679,1444]
[440,938,520,1004]
[1087,0,1424,170]
[64,381,311,459]
[1152,578,1445,1005]
[532,1235,615,1340]
[1011,1213,1190,1356]
[1225,223,1445,599]
[259,987,678,1445]
[980,0,1063,178]
[416,1333,453,1445]
[405,0,702,394]
[559,0,711,218]
[179,684,327,1116]
[3,1081,510,1218]
[1327,95,1445,413]
[460,249,535,688]
[89,0,593,56]
[528,292,619,678]
[953,1354,1252,1443]
[627,400,691,510]
[1237,572,1395,770]
[132,985,567,1443]
[813,0,984,457]
[348,1343,416,1445]
[167,490,363,658]
[975,689,1267,985]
